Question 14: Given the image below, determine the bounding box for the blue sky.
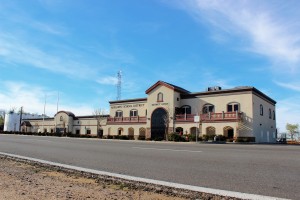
[0,0,300,132]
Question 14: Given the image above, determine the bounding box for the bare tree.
[286,123,299,141]
[162,107,174,141]
[93,108,107,138]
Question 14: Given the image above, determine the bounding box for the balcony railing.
[107,116,147,124]
[175,114,196,122]
[175,112,242,122]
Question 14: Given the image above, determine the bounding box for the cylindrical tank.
[4,112,21,132]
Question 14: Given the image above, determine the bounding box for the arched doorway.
[118,127,123,135]
[223,126,234,139]
[190,127,197,135]
[151,108,167,140]
[206,126,216,136]
[139,127,146,140]
[176,127,183,135]
[128,127,134,139]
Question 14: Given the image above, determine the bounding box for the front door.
[151,108,167,140]
[228,129,234,139]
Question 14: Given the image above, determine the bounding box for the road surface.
[0,134,299,199]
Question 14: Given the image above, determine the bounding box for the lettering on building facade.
[111,104,145,109]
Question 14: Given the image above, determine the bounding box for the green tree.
[0,116,4,131]
[286,123,299,140]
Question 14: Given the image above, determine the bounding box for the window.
[273,110,275,120]
[202,104,214,114]
[130,109,138,117]
[145,109,147,116]
[86,129,91,134]
[180,105,191,114]
[60,116,63,121]
[260,104,263,116]
[76,129,80,135]
[115,110,123,117]
[227,103,239,112]
[269,109,272,119]
[157,92,163,102]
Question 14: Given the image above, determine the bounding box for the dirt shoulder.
[0,156,239,200]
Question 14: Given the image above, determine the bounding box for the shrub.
[235,137,255,143]
[215,135,226,141]
[138,135,145,140]
[168,133,186,142]
[106,135,113,139]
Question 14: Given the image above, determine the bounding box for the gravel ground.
[0,156,239,200]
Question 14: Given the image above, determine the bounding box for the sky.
[0,0,300,132]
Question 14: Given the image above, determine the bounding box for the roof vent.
[207,86,222,91]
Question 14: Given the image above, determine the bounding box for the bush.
[138,135,145,140]
[215,135,226,141]
[235,137,255,143]
[168,133,181,142]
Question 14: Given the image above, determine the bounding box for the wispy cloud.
[168,0,300,72]
[0,33,96,78]
[274,81,300,92]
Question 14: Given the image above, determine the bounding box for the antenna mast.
[117,71,122,100]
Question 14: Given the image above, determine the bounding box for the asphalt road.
[0,135,299,199]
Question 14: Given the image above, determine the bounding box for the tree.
[0,116,4,131]
[162,107,174,141]
[93,108,107,138]
[286,123,299,141]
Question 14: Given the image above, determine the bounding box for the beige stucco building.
[21,81,277,143]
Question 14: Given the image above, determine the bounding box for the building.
[21,80,276,143]
[4,112,46,132]
[21,111,108,137]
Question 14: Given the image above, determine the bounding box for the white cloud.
[0,81,94,117]
[96,76,118,85]
[168,0,300,72]
[276,97,300,133]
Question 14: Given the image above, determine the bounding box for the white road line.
[0,152,289,200]
[132,147,203,153]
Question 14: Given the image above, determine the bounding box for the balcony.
[175,112,242,123]
[107,116,147,124]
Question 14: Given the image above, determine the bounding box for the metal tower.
[117,71,122,100]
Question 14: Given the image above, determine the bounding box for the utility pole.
[42,95,46,132]
[19,106,23,132]
[116,71,122,100]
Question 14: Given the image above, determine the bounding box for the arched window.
[269,109,272,119]
[115,110,123,117]
[227,102,239,112]
[202,104,214,114]
[260,104,263,116]
[157,92,163,102]
[130,109,138,117]
[60,116,63,121]
[273,110,275,120]
[180,105,191,114]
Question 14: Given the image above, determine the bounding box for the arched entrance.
[151,108,167,140]
[223,126,234,139]
[206,126,216,136]
[176,127,183,135]
[128,127,134,139]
